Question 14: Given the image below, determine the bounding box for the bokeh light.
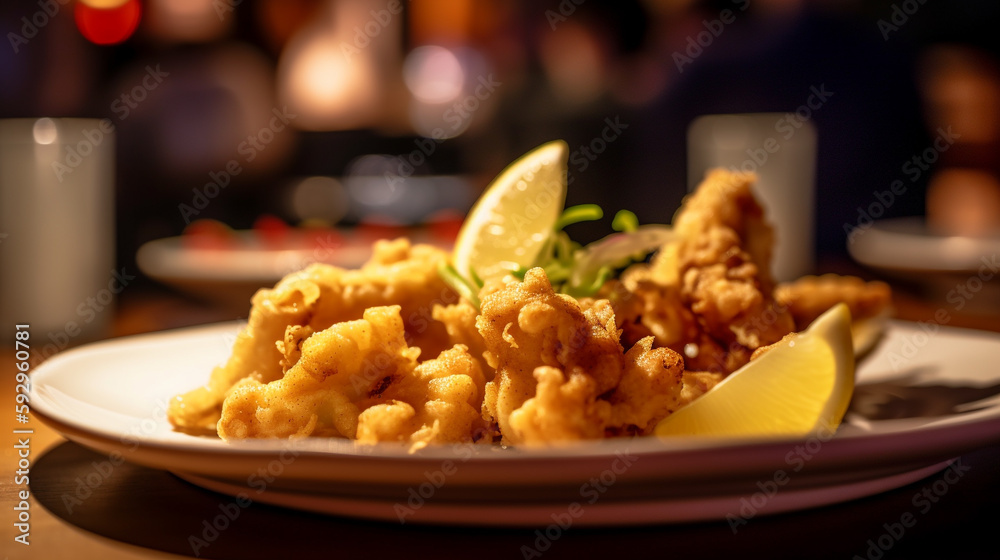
[32,118,58,145]
[79,0,132,8]
[403,46,465,104]
[146,0,232,43]
[75,0,142,46]
[280,35,378,127]
[289,176,350,223]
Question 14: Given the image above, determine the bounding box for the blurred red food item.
[182,219,236,250]
[426,209,463,243]
[75,0,141,45]
[253,214,291,248]
[302,224,345,250]
[926,168,1000,236]
[358,216,407,242]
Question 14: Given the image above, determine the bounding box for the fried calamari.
[478,268,702,445]
[169,168,893,448]
[218,305,485,449]
[167,238,460,434]
[775,274,892,331]
[611,170,795,374]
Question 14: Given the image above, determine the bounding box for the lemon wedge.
[452,140,568,282]
[655,303,856,437]
[852,310,890,357]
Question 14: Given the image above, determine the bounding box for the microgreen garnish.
[438,261,481,309]
[442,204,675,308]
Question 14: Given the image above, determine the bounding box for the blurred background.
[2,0,1000,342]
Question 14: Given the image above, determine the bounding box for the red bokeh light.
[75,0,142,46]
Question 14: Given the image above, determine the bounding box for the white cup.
[688,113,818,282]
[0,118,116,351]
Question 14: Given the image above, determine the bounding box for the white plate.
[136,230,452,309]
[137,231,371,284]
[848,217,1000,273]
[30,321,1000,525]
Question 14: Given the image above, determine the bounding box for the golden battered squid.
[218,305,485,450]
[478,267,711,445]
[167,238,458,434]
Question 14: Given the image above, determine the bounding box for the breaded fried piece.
[167,264,336,434]
[168,238,457,434]
[679,370,726,407]
[432,299,493,381]
[654,169,794,348]
[217,306,485,450]
[775,274,892,331]
[478,268,690,445]
[357,344,486,448]
[612,170,794,374]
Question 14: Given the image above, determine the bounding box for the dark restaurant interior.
[4,0,1000,279]
[2,0,1000,559]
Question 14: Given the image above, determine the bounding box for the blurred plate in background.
[848,217,1000,313]
[849,217,1000,273]
[137,227,453,310]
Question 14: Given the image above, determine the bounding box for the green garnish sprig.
[439,204,675,308]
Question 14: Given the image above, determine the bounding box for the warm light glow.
[75,0,141,45]
[277,0,398,130]
[927,168,1000,236]
[403,46,465,104]
[32,118,58,145]
[404,46,494,139]
[539,21,606,106]
[408,0,471,45]
[409,102,470,139]
[290,176,349,222]
[147,0,230,42]
[283,37,378,126]
[79,0,132,8]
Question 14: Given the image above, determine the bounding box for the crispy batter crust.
[775,274,892,330]
[478,268,690,445]
[167,238,459,434]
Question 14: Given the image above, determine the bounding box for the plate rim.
[847,216,1000,273]
[28,319,1000,489]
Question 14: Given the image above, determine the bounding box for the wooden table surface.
[3,281,1000,560]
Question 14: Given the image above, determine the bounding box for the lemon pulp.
[452,141,568,282]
